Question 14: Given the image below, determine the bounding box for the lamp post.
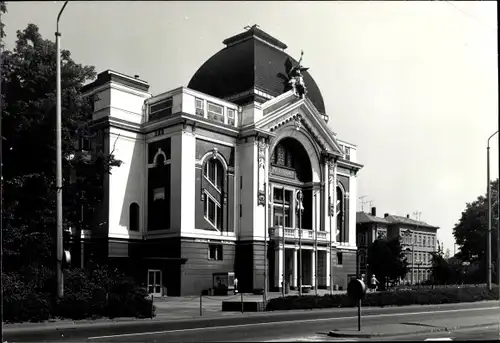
[55,0,69,299]
[0,7,4,339]
[297,190,303,296]
[487,131,498,290]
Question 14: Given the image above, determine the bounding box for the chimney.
[407,214,410,219]
[384,213,389,218]
[371,207,376,216]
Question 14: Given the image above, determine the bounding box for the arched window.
[204,192,223,230]
[336,186,344,242]
[203,157,225,231]
[204,158,224,191]
[129,203,140,231]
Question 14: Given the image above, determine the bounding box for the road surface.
[387,324,500,341]
[83,303,499,342]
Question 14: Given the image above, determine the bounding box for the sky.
[2,1,498,254]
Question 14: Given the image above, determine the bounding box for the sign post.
[347,278,367,332]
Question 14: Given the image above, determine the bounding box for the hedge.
[2,264,155,323]
[266,286,499,311]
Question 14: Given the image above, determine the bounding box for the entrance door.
[147,269,162,296]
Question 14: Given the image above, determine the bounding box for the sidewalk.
[328,313,500,338]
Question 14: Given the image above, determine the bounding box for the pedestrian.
[370,274,379,292]
[234,277,238,294]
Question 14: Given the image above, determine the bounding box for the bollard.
[200,293,203,317]
[357,299,361,331]
[241,292,244,313]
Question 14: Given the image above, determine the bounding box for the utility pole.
[298,190,303,296]
[1,7,5,340]
[486,131,498,290]
[56,0,69,298]
[263,182,268,304]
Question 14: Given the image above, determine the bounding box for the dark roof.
[356,211,390,224]
[81,70,150,94]
[188,27,326,114]
[384,215,438,229]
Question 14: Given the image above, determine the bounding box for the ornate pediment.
[255,99,344,156]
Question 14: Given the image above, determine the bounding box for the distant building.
[74,26,363,296]
[356,207,439,284]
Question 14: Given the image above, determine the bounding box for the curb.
[328,322,499,338]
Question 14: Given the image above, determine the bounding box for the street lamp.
[487,130,498,291]
[56,0,69,298]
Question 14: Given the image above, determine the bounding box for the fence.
[148,292,255,318]
[390,283,489,292]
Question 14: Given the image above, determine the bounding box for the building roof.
[384,215,438,229]
[356,211,390,224]
[188,26,326,114]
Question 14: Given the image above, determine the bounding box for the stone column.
[293,248,298,287]
[322,159,328,232]
[326,250,331,287]
[311,250,316,287]
[329,160,338,243]
[274,246,283,290]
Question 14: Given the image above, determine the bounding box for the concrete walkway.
[152,290,346,319]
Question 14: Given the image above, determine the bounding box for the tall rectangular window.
[337,252,343,265]
[273,188,292,227]
[195,98,204,116]
[227,108,235,126]
[344,147,351,161]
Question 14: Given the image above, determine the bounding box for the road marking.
[87,306,499,340]
[424,339,453,341]
[264,335,357,342]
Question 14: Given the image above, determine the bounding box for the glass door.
[147,269,162,296]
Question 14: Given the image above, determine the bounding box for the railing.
[269,227,330,241]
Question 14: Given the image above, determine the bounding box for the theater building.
[79,26,363,296]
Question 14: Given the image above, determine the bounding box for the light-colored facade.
[78,26,363,295]
[356,208,439,285]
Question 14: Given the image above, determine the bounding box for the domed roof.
[188,26,326,114]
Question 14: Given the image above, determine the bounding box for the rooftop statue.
[285,50,309,98]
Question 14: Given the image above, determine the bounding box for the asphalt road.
[83,303,499,342]
[387,324,500,341]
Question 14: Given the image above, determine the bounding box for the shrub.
[3,264,155,322]
[2,273,52,323]
[266,286,499,311]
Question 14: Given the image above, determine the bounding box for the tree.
[444,248,451,260]
[453,178,499,282]
[0,1,6,41]
[1,22,121,274]
[367,237,408,289]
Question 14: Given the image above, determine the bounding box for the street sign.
[347,279,367,332]
[347,279,366,300]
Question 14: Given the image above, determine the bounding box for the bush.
[266,286,499,311]
[3,264,155,322]
[2,273,52,323]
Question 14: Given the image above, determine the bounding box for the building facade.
[356,207,439,285]
[77,26,363,296]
